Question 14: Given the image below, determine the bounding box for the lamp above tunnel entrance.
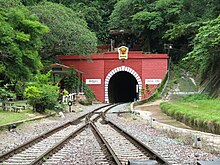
[108,71,138,103]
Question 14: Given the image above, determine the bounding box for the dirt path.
[135,100,192,129]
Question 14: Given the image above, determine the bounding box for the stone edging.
[131,101,220,152]
[0,113,56,130]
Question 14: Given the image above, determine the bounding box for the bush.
[63,71,96,100]
[24,72,59,113]
[78,99,92,105]
[0,87,15,101]
[14,82,26,100]
[24,84,59,113]
[0,87,16,111]
[83,84,96,100]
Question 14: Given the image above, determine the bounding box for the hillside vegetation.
[0,0,219,107]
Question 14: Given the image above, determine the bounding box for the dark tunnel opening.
[108,71,138,103]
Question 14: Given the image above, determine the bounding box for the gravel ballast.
[0,104,105,155]
[0,103,218,165]
[106,113,218,164]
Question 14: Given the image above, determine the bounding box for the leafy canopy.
[182,16,220,78]
[30,2,97,60]
[109,0,183,52]
[0,5,49,82]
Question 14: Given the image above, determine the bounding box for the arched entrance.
[108,71,138,103]
[105,66,142,103]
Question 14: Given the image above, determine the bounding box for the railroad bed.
[94,119,150,164]
[2,124,83,165]
[43,128,109,165]
[0,104,216,165]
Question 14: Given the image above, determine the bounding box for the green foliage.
[145,84,152,94]
[132,11,163,30]
[20,0,41,6]
[62,70,79,93]
[155,0,183,23]
[63,71,96,100]
[109,0,146,30]
[83,84,96,100]
[179,0,219,24]
[21,0,117,43]
[0,6,48,83]
[178,94,211,102]
[0,0,22,8]
[63,89,68,95]
[14,81,26,99]
[24,72,59,113]
[70,3,102,31]
[29,2,97,61]
[70,0,117,43]
[0,63,5,73]
[164,22,201,41]
[163,0,220,63]
[182,16,220,78]
[78,99,92,106]
[0,87,15,101]
[109,0,183,52]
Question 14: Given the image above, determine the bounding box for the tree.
[0,6,49,83]
[163,0,220,62]
[20,0,41,6]
[182,16,220,78]
[70,2,103,40]
[0,0,22,8]
[29,2,97,61]
[21,0,117,44]
[109,0,182,52]
[69,0,117,44]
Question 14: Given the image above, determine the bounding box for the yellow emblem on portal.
[118,46,128,60]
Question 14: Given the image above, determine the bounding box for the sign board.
[145,79,162,85]
[86,79,101,85]
[118,46,128,60]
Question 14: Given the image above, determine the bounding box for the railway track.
[0,104,170,165]
[91,118,170,165]
[0,104,112,165]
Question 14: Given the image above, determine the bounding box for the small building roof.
[42,63,84,74]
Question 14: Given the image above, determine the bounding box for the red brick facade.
[57,51,168,102]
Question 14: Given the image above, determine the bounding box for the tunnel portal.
[108,71,138,103]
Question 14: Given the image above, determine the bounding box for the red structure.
[57,50,168,103]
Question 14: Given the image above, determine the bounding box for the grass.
[160,94,220,134]
[0,109,38,125]
[0,100,49,125]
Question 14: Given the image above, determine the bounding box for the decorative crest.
[118,46,128,60]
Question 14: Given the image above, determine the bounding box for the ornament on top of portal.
[118,46,128,60]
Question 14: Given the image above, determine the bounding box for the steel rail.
[90,122,121,165]
[31,104,118,165]
[0,104,111,163]
[106,120,170,165]
[92,104,119,122]
[31,123,88,165]
[88,103,123,165]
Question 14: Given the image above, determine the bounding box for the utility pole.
[161,44,173,97]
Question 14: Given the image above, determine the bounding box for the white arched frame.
[104,66,142,103]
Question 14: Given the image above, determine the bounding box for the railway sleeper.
[197,158,220,165]
[128,159,158,165]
